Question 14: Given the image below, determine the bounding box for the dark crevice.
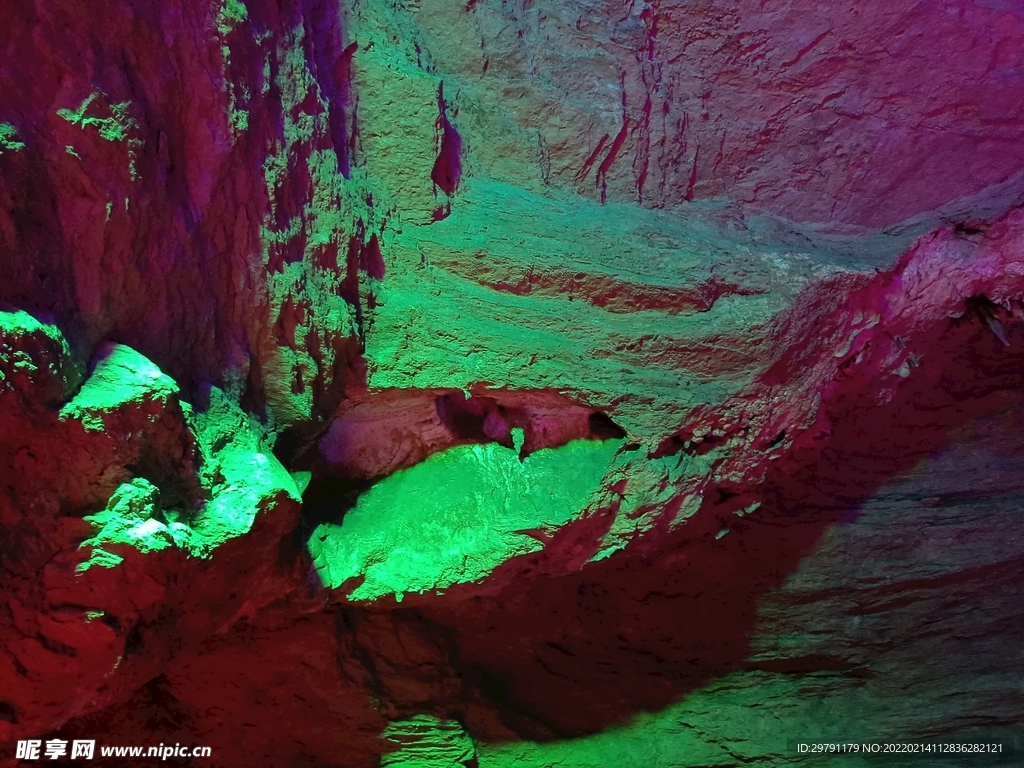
[954,221,985,237]
[124,626,144,657]
[588,411,626,440]
[0,700,18,724]
[100,613,121,634]
[745,654,865,676]
[36,632,77,658]
[435,391,508,445]
[293,473,378,547]
[272,424,311,469]
[715,487,739,506]
[961,294,1014,347]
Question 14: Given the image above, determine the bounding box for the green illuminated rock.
[78,478,179,570]
[56,92,140,179]
[0,122,24,154]
[381,715,476,768]
[188,388,302,554]
[364,179,823,441]
[473,675,819,768]
[310,431,622,601]
[255,20,380,427]
[57,93,135,143]
[0,309,79,403]
[60,346,301,567]
[59,343,178,431]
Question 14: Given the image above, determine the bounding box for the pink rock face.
[421,0,1024,229]
[318,388,601,479]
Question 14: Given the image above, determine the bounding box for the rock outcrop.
[1,0,1023,766]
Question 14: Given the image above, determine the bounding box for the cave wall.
[1,0,1024,766]
[414,0,1024,229]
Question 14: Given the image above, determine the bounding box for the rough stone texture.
[2,0,1024,766]
[381,716,475,768]
[0,0,375,432]
[416,0,1024,230]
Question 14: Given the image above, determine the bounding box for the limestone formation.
[1,0,1023,766]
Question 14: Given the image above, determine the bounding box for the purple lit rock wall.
[420,0,1024,228]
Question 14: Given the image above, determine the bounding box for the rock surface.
[1,0,1024,766]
